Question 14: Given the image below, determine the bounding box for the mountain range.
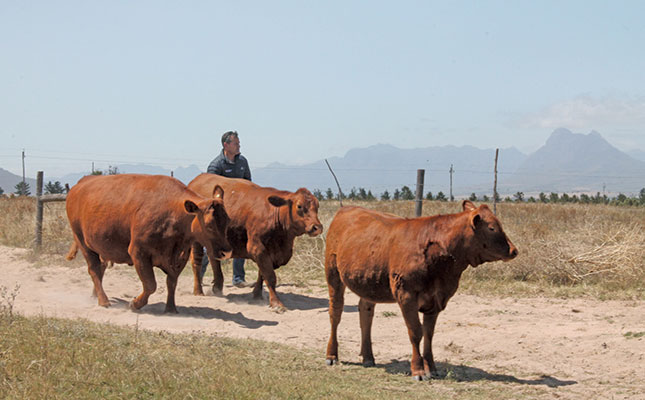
[1,128,644,197]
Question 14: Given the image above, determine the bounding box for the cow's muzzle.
[307,224,323,237]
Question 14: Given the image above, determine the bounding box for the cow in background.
[66,174,231,313]
[324,200,518,380]
[188,173,323,312]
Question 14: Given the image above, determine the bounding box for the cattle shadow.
[223,289,358,312]
[107,298,278,329]
[343,359,577,388]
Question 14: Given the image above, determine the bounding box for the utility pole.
[449,164,454,201]
[22,149,25,184]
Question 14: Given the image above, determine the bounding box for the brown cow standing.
[324,201,518,380]
[66,174,232,313]
[188,173,323,311]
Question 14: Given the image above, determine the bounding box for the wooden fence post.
[415,169,425,217]
[493,148,499,215]
[34,171,44,251]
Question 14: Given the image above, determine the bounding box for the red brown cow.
[66,174,231,313]
[188,173,323,311]
[324,201,518,380]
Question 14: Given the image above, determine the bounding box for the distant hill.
[252,144,527,197]
[627,149,645,162]
[56,164,203,187]
[0,168,37,195]
[504,128,645,195]
[3,129,643,198]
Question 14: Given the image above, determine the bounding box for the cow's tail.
[325,159,344,207]
[66,241,79,261]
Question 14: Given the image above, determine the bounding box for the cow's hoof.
[413,375,425,382]
[362,359,375,368]
[129,301,141,312]
[193,291,205,296]
[211,288,224,297]
[270,304,286,314]
[325,358,338,366]
[164,308,179,314]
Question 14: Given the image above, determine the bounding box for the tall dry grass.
[1,196,644,298]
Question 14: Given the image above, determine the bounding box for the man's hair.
[221,131,239,146]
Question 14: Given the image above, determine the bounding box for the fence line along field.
[1,196,645,399]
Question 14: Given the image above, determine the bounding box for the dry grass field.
[1,195,645,296]
[1,196,644,399]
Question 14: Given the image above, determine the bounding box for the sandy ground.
[1,245,644,399]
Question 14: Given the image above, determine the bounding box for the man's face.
[224,136,241,156]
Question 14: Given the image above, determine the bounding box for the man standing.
[202,130,251,287]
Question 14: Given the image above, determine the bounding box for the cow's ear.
[212,185,224,200]
[462,200,476,211]
[470,212,482,229]
[184,200,200,214]
[268,195,288,207]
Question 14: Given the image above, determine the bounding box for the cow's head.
[186,185,232,260]
[267,188,323,237]
[462,200,518,266]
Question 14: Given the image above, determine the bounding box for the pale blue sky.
[2,1,645,178]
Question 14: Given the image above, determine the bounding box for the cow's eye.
[489,227,496,232]
[297,204,303,210]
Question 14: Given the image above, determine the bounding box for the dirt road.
[2,245,644,399]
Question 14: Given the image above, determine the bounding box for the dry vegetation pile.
[1,197,644,298]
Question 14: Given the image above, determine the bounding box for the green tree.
[549,192,559,203]
[482,194,490,202]
[381,190,390,201]
[425,191,433,200]
[538,192,548,203]
[400,186,414,200]
[560,193,570,203]
[347,187,357,200]
[91,165,120,175]
[325,188,334,200]
[44,181,65,194]
[0,186,4,195]
[366,190,376,201]
[639,188,645,205]
[14,181,31,196]
[513,192,524,202]
[393,189,401,200]
[469,193,477,201]
[435,191,447,202]
[312,189,324,201]
[358,188,368,200]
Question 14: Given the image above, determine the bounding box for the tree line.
[313,186,645,207]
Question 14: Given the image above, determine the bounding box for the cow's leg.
[325,254,345,366]
[397,295,425,380]
[359,298,376,367]
[210,258,224,296]
[252,271,264,295]
[263,268,284,311]
[190,242,205,296]
[164,270,180,314]
[91,260,109,298]
[130,250,156,311]
[82,248,110,307]
[422,312,440,377]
